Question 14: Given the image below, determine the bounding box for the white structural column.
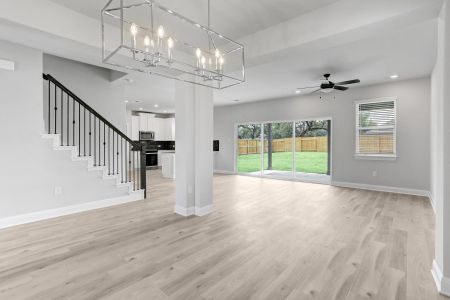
[431,0,450,296]
[174,80,214,216]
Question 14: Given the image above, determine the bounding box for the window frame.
[354,97,397,160]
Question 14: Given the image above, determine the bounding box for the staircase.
[42,73,146,200]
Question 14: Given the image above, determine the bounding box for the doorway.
[235,119,331,182]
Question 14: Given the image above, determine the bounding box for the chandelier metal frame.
[101,0,245,89]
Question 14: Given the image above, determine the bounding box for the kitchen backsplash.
[155,140,175,150]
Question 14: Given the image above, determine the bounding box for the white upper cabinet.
[134,113,175,141]
[138,113,148,132]
[146,113,155,132]
[153,117,162,140]
[131,115,139,140]
[165,118,175,140]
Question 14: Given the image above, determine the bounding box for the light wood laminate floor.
[0,170,444,300]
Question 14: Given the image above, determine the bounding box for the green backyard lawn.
[237,152,328,174]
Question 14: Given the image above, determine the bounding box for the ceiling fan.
[297,74,360,94]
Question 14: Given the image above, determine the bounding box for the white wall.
[43,54,127,131]
[431,0,450,295]
[214,77,430,192]
[0,41,130,220]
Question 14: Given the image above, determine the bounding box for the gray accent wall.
[214,77,430,191]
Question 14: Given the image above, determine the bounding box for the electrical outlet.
[54,186,63,195]
[372,171,377,177]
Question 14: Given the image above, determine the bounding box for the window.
[355,98,396,158]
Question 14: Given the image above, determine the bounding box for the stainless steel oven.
[139,131,155,141]
[146,151,158,169]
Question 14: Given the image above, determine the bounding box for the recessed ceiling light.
[154,104,159,108]
[390,74,399,79]
[295,90,301,94]
[124,100,129,103]
[139,107,143,110]
[163,110,168,113]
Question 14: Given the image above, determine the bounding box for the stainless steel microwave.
[139,131,155,141]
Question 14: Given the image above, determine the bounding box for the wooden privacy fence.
[239,135,394,155]
[358,134,394,154]
[238,136,328,155]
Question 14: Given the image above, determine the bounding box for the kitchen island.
[160,151,175,179]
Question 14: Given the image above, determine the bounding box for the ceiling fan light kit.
[101,0,245,89]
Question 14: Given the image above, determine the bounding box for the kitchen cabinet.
[165,118,175,140]
[138,113,148,131]
[153,117,162,140]
[131,116,139,140]
[134,113,175,141]
[161,152,175,179]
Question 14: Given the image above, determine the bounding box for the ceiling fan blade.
[311,88,322,93]
[335,79,360,85]
[334,85,349,91]
[296,86,320,90]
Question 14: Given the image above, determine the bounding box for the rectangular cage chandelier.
[101,0,245,89]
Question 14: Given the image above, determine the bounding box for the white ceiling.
[49,0,340,40]
[0,0,441,111]
[214,18,438,105]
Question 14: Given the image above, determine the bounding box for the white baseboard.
[331,181,429,197]
[428,192,437,215]
[195,204,214,216]
[174,204,214,217]
[432,260,450,297]
[174,205,195,216]
[0,191,144,230]
[217,172,430,198]
[214,169,235,175]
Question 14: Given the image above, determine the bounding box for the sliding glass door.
[295,120,330,176]
[236,119,331,179]
[236,124,262,174]
[263,122,293,177]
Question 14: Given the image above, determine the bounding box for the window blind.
[356,99,396,155]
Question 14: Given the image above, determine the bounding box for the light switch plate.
[54,186,63,195]
[0,59,15,71]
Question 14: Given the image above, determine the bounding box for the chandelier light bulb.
[144,35,150,47]
[167,37,174,63]
[219,56,224,72]
[157,25,165,38]
[167,37,174,49]
[130,23,138,36]
[200,56,206,75]
[215,49,221,70]
[196,48,202,58]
